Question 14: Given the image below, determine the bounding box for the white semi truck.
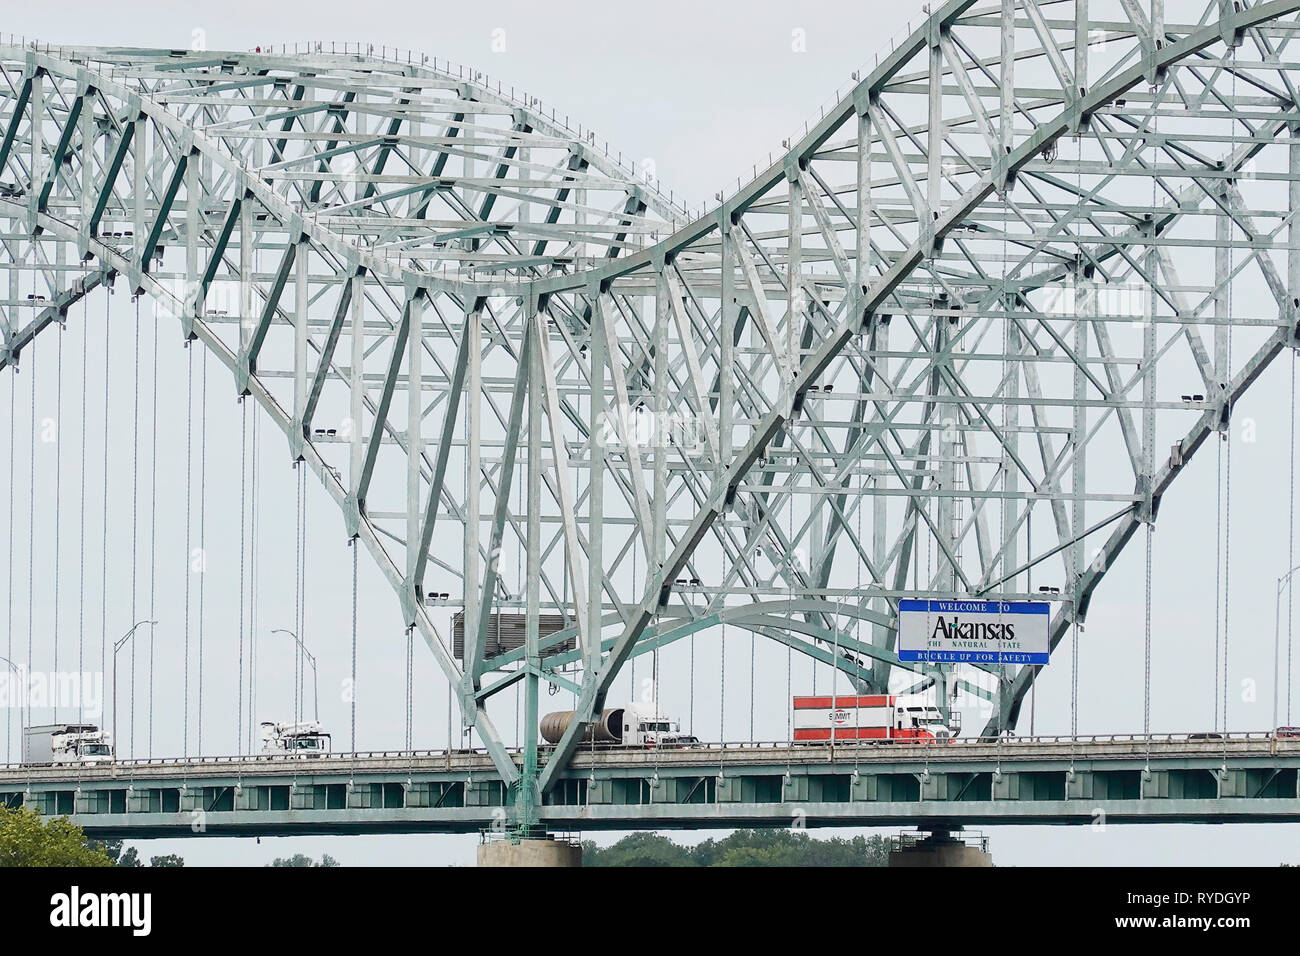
[792,694,960,743]
[22,723,114,765]
[260,720,331,757]
[541,703,699,748]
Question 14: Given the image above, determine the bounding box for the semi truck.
[792,694,959,743]
[541,703,699,748]
[260,720,331,757]
[22,723,114,765]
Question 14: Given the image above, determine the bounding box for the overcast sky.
[3,0,1299,866]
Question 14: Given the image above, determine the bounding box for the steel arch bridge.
[3,0,1300,834]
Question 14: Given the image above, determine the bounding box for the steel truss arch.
[4,1,1300,822]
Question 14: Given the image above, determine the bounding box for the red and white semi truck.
[792,694,959,742]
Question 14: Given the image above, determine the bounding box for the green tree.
[120,847,143,867]
[696,830,890,866]
[583,832,697,867]
[0,806,114,867]
[92,838,144,867]
[714,844,802,867]
[584,829,890,867]
[94,837,124,863]
[149,853,185,867]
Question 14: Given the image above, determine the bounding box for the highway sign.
[897,599,1051,664]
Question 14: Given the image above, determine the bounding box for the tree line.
[0,805,335,866]
[582,829,892,866]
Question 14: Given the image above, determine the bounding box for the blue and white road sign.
[897,599,1052,664]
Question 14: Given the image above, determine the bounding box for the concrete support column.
[477,836,582,867]
[888,830,993,867]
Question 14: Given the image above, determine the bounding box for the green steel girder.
[138,150,187,274]
[299,267,358,437]
[34,88,82,212]
[0,73,32,177]
[86,116,136,236]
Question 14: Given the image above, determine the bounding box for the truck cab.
[260,721,331,758]
[895,697,960,740]
[620,705,697,748]
[73,739,115,761]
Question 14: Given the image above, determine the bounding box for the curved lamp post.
[272,628,318,722]
[1275,568,1300,732]
[0,655,25,762]
[112,620,157,758]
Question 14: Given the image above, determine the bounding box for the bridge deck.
[2,736,1297,837]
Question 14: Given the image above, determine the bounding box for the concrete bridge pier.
[888,828,993,867]
[477,833,583,867]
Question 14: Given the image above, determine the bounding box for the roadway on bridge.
[0,734,1290,785]
[4,735,1299,837]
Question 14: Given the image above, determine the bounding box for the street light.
[112,620,157,759]
[272,628,318,722]
[1274,568,1300,733]
[0,655,25,762]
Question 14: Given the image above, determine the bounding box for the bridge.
[4,736,1299,837]
[5,0,1300,863]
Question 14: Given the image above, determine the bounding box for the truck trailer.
[540,703,699,748]
[792,694,958,742]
